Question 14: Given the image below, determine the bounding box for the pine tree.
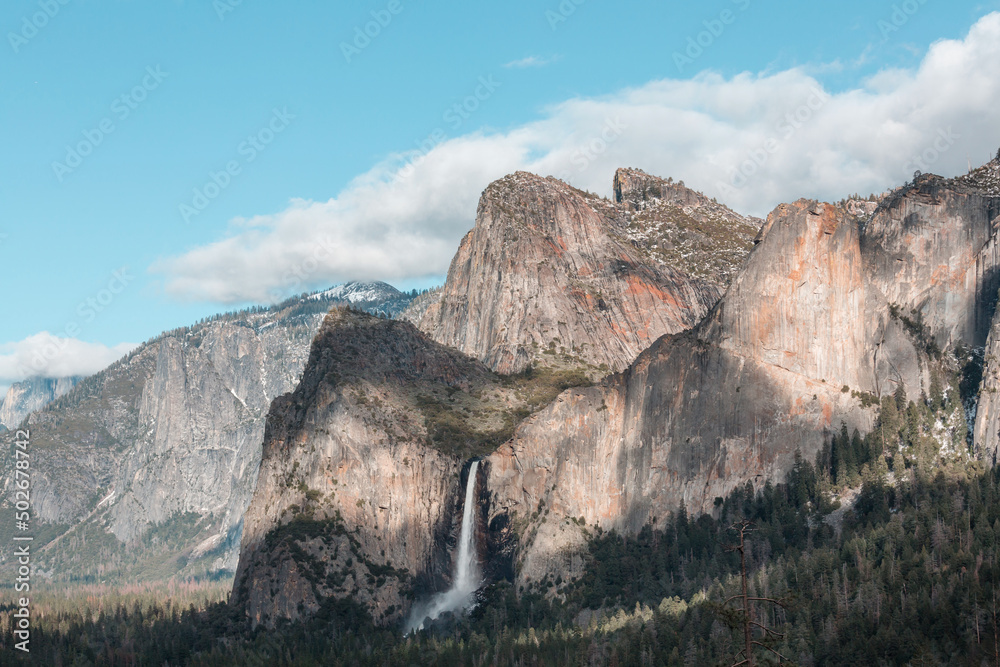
[929,371,944,410]
[894,384,908,413]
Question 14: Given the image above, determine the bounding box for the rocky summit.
[413,171,757,375]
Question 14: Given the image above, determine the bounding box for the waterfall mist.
[405,460,481,633]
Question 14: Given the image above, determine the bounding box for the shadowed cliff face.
[415,172,750,375]
[232,309,541,628]
[863,172,1000,352]
[967,158,1000,463]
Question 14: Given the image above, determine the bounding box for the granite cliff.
[485,163,1000,588]
[0,376,81,431]
[233,169,766,626]
[413,171,759,375]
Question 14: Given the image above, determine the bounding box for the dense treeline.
[5,450,1000,665]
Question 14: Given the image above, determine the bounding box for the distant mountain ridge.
[308,281,419,317]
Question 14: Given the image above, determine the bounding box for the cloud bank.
[0,333,137,392]
[153,13,1000,304]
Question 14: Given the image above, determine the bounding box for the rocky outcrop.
[612,168,762,287]
[0,376,81,431]
[232,309,528,628]
[415,172,747,375]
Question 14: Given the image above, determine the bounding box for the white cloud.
[153,13,1000,304]
[0,333,137,387]
[503,55,561,68]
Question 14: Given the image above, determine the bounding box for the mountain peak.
[312,280,404,304]
[610,167,762,286]
[0,376,81,430]
[953,152,1000,195]
[613,167,700,209]
[415,168,724,375]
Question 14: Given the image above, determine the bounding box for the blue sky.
[2,0,999,388]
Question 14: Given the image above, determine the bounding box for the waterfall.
[406,460,481,633]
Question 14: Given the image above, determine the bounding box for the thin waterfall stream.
[406,460,481,633]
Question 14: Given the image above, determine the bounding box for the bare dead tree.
[721,520,791,667]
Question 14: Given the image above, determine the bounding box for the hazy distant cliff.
[0,376,80,431]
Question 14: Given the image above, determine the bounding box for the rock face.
[484,201,875,586]
[414,171,754,375]
[612,168,762,287]
[0,376,81,431]
[484,164,1000,587]
[971,156,1000,464]
[0,286,418,580]
[975,306,1000,465]
[232,309,524,628]
[863,171,1000,352]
